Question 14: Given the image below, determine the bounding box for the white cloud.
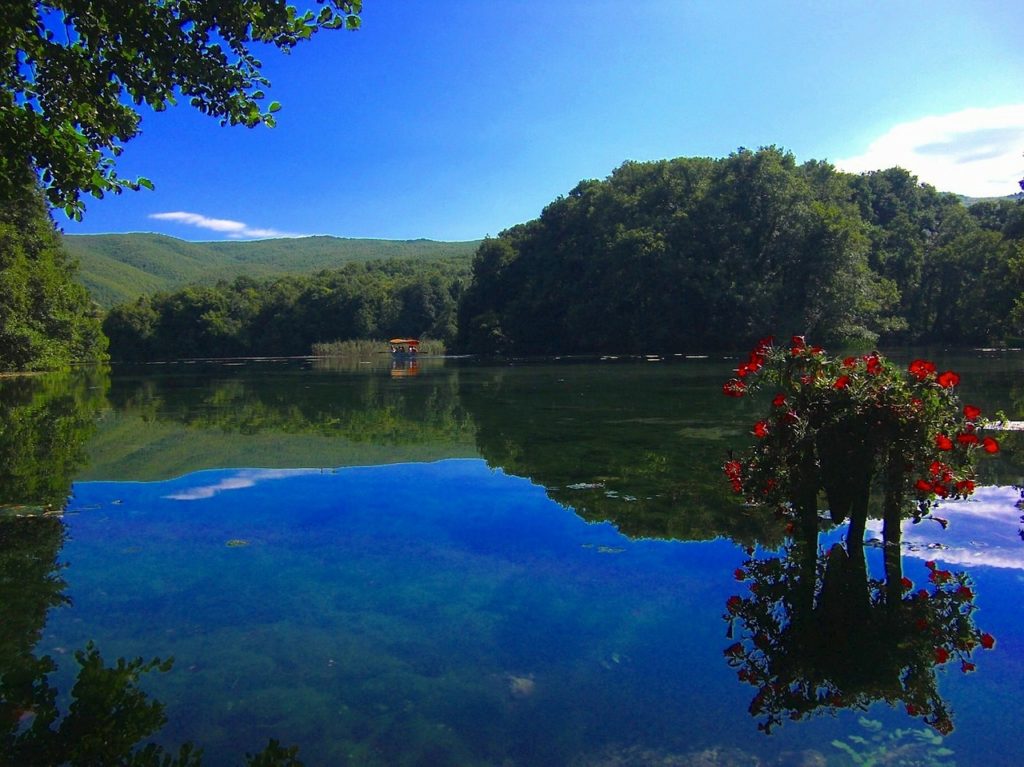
[835,105,1024,197]
[868,485,1024,571]
[149,211,301,239]
[164,469,320,501]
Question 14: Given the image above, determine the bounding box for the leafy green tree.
[2,0,362,217]
[0,184,107,371]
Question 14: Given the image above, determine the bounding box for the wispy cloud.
[149,211,302,239]
[836,105,1024,197]
[164,469,320,501]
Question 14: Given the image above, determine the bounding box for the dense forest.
[9,146,1024,368]
[102,260,467,361]
[457,147,1024,354]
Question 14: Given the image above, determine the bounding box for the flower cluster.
[722,337,999,520]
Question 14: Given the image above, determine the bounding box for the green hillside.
[62,232,481,307]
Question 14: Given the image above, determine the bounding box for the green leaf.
[268,101,282,113]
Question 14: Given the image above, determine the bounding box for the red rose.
[983,437,1000,454]
[937,370,960,388]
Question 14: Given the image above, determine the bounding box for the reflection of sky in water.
[52,461,1024,766]
[162,468,322,500]
[869,486,1024,570]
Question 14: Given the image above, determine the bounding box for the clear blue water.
[43,460,1024,766]
[5,355,1024,765]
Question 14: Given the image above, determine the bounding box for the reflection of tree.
[0,369,108,510]
[460,363,784,543]
[723,522,994,735]
[0,374,302,765]
[105,364,473,446]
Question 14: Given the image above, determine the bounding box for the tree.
[0,183,107,371]
[1,0,362,218]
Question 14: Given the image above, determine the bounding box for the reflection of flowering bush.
[723,337,998,523]
[723,546,996,735]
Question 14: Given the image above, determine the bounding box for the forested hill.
[456,147,1024,354]
[63,232,481,307]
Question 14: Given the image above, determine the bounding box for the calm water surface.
[2,353,1023,765]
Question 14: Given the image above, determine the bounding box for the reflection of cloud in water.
[164,469,321,501]
[871,486,1024,570]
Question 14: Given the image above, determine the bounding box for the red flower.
[955,585,974,601]
[933,483,949,498]
[833,375,850,390]
[733,568,746,581]
[934,647,950,664]
[723,379,747,397]
[901,577,913,591]
[935,434,953,451]
[937,370,960,388]
[964,404,981,420]
[790,335,805,349]
[961,661,976,673]
[726,596,743,613]
[980,633,995,649]
[983,437,1000,454]
[865,354,882,375]
[957,432,979,446]
[753,420,770,438]
[915,479,933,493]
[955,479,976,495]
[842,356,857,368]
[925,560,936,570]
[724,460,743,479]
[906,703,919,716]
[781,410,799,425]
[908,359,936,380]
[772,392,786,407]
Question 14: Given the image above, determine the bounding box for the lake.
[2,352,1023,766]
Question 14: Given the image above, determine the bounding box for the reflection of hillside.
[81,362,477,481]
[458,361,786,543]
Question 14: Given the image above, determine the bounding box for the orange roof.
[389,338,420,345]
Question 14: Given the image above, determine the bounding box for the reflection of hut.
[389,338,420,357]
[390,359,420,378]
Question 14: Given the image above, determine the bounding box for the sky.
[60,0,1024,242]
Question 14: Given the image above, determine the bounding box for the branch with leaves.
[1,0,362,217]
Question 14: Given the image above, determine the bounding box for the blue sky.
[61,1,1024,242]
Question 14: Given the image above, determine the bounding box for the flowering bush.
[723,336,999,524]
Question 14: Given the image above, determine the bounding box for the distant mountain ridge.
[63,232,482,307]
